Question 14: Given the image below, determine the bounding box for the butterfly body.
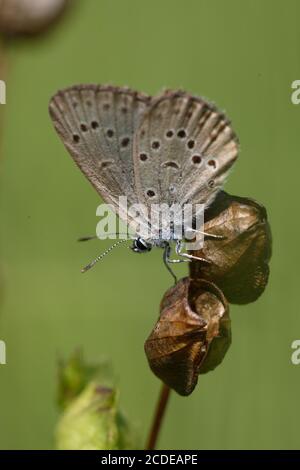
[49,85,239,280]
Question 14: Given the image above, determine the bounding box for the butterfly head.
[131,237,152,254]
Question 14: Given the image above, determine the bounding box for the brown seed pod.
[144,277,230,396]
[0,0,70,36]
[189,191,272,304]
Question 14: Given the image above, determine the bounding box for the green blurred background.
[0,0,298,449]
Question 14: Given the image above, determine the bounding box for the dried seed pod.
[190,191,272,304]
[0,0,70,36]
[144,277,230,396]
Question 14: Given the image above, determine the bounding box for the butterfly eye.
[133,238,152,253]
[208,179,215,188]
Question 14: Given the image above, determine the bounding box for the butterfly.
[49,85,238,282]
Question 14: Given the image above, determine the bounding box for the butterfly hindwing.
[133,90,239,211]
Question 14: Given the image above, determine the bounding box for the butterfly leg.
[175,240,211,263]
[187,228,226,240]
[163,243,188,284]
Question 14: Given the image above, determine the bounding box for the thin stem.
[146,383,171,450]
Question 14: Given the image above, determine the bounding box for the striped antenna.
[81,239,130,273]
[78,233,133,242]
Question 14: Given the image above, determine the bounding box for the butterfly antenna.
[78,236,97,242]
[78,233,132,242]
[81,239,130,273]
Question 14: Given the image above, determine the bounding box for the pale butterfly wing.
[49,84,151,230]
[133,90,239,220]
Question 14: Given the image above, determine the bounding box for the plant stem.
[146,383,171,450]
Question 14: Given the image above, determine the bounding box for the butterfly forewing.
[49,85,151,227]
[133,90,239,213]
